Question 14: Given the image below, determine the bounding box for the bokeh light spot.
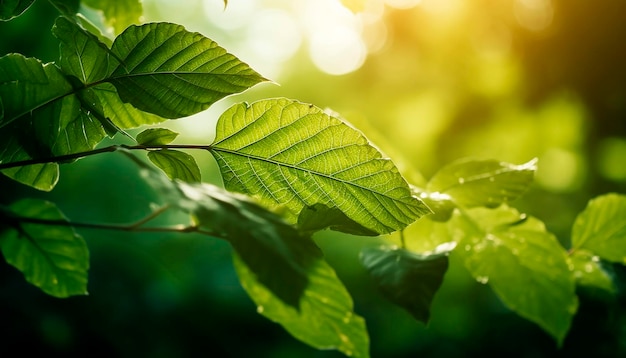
[597,137,626,182]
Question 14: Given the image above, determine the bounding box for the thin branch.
[8,214,228,240]
[0,144,213,170]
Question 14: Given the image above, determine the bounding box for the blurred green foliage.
[1,0,625,356]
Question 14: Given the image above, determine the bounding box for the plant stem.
[0,144,213,170]
[9,214,226,239]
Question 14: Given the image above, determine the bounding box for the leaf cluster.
[1,2,625,357]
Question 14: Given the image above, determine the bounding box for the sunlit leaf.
[148,149,201,182]
[427,158,537,208]
[361,245,450,323]
[137,128,179,145]
[108,22,268,119]
[568,249,615,292]
[571,193,626,264]
[0,0,34,21]
[297,204,378,236]
[387,216,453,253]
[234,251,369,358]
[453,206,578,345]
[82,0,142,35]
[211,98,430,235]
[0,199,89,297]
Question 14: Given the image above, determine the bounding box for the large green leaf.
[81,0,142,35]
[0,54,105,190]
[148,150,201,183]
[0,199,89,297]
[234,251,369,358]
[211,98,430,235]
[453,206,578,344]
[0,0,34,21]
[108,22,268,119]
[360,245,450,323]
[426,158,537,209]
[571,193,626,263]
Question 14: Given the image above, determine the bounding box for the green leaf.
[147,149,201,182]
[92,83,165,129]
[234,251,370,358]
[108,22,268,119]
[453,206,578,344]
[0,0,34,21]
[132,158,312,308]
[0,54,106,190]
[568,249,615,292]
[53,16,111,83]
[211,98,431,235]
[427,158,537,208]
[297,204,378,236]
[361,245,450,323]
[137,128,179,145]
[49,0,80,17]
[571,193,626,263]
[81,0,143,35]
[0,199,89,297]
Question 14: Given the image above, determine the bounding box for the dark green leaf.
[137,128,179,145]
[453,206,578,345]
[234,251,369,358]
[82,0,142,35]
[361,245,450,323]
[0,54,106,190]
[108,22,268,118]
[132,158,311,308]
[568,249,615,292]
[147,149,201,182]
[0,199,89,297]
[0,0,34,21]
[571,193,626,263]
[427,158,537,208]
[297,204,378,236]
[48,0,79,17]
[211,98,431,235]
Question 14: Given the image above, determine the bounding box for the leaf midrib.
[210,147,415,204]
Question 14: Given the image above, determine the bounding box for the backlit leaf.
[137,128,179,145]
[148,149,201,182]
[361,245,450,323]
[427,158,537,208]
[211,98,430,235]
[0,199,89,297]
[568,249,615,292]
[453,206,578,345]
[108,22,268,119]
[571,193,626,263]
[234,250,369,358]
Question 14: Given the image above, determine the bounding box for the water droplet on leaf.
[476,276,489,284]
[257,306,264,313]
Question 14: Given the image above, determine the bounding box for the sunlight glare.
[514,0,554,32]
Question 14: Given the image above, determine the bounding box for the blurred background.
[1,0,625,356]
